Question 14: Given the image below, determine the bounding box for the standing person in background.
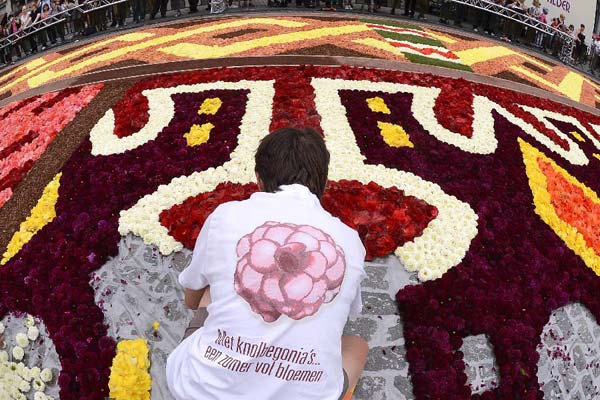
[439,0,464,28]
[52,0,66,43]
[19,6,36,54]
[533,7,548,48]
[505,0,526,42]
[403,0,416,18]
[116,0,128,26]
[8,15,23,59]
[149,0,169,19]
[132,0,146,23]
[188,0,199,13]
[0,17,10,65]
[551,15,566,56]
[171,0,183,17]
[590,34,600,75]
[110,0,128,27]
[71,0,84,35]
[472,0,501,35]
[416,0,428,20]
[31,0,50,50]
[524,0,542,45]
[40,3,56,45]
[573,24,586,65]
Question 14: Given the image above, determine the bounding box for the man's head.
[255,127,330,198]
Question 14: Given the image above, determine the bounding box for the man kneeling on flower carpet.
[166,127,369,400]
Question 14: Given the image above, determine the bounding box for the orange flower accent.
[538,158,600,256]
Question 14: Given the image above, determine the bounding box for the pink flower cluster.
[234,222,346,322]
[0,85,102,208]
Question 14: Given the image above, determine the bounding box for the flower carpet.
[1,15,599,108]
[2,13,600,400]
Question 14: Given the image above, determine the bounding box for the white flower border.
[519,105,596,164]
[114,75,598,281]
[118,80,275,254]
[312,78,479,281]
[119,78,481,281]
[89,81,274,156]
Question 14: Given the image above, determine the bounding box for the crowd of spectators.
[0,0,162,65]
[0,0,597,72]
[399,0,591,67]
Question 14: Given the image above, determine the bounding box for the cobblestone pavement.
[343,256,416,400]
[344,257,600,400]
[4,235,600,399]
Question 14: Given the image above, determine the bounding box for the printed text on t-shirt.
[202,329,324,383]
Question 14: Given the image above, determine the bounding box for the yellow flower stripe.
[1,173,61,265]
[198,97,223,115]
[378,121,414,148]
[0,32,154,94]
[160,23,369,59]
[366,96,391,114]
[510,67,584,101]
[455,46,552,71]
[25,19,305,88]
[109,339,152,400]
[519,138,600,275]
[569,131,585,142]
[185,123,214,147]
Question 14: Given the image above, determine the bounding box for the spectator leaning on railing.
[532,7,548,47]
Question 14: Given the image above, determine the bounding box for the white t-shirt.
[166,184,367,400]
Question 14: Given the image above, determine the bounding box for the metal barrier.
[450,0,575,64]
[0,0,128,51]
[1,0,578,64]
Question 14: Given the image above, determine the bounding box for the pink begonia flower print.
[234,222,347,322]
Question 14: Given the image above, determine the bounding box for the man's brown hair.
[255,127,330,198]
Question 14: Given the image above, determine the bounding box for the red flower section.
[160,180,438,261]
[270,67,322,133]
[322,180,438,260]
[433,83,475,138]
[113,91,149,138]
[160,182,258,248]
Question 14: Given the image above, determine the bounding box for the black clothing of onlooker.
[150,0,169,18]
[404,0,416,17]
[188,0,199,12]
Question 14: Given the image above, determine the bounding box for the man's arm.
[184,287,208,310]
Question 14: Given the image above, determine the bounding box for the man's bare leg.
[341,336,369,398]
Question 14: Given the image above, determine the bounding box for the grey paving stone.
[386,318,404,342]
[538,303,600,399]
[461,334,499,394]
[363,265,390,291]
[354,376,387,400]
[365,346,408,371]
[393,375,416,400]
[362,292,398,315]
[344,317,378,341]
